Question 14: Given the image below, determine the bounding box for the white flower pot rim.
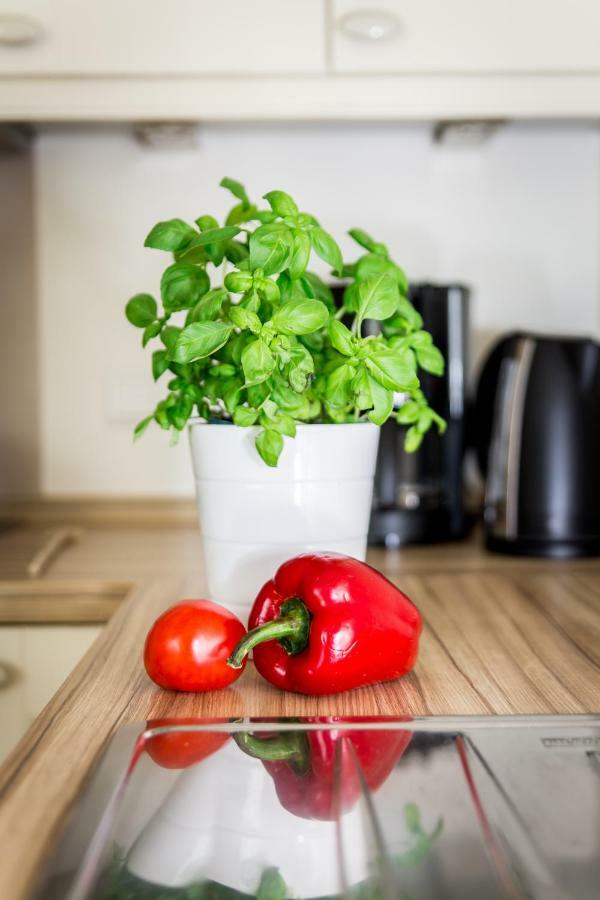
[188,418,378,431]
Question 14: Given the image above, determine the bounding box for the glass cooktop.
[36,716,600,899]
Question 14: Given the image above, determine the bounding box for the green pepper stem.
[233,730,311,775]
[227,598,310,669]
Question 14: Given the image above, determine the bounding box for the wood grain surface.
[0,556,600,900]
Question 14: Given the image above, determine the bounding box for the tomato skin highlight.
[143,599,246,692]
[144,719,230,768]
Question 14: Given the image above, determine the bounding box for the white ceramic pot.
[188,421,380,619]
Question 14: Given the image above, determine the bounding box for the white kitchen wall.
[34,121,600,496]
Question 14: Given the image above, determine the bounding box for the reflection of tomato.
[145,719,229,769]
[143,600,246,692]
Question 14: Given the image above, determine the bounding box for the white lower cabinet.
[0,625,101,761]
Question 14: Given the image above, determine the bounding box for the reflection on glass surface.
[38,717,600,900]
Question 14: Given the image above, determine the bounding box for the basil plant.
[125,178,446,467]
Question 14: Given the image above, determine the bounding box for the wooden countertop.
[1,523,600,899]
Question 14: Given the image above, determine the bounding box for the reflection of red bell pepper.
[228,553,422,695]
[234,722,411,821]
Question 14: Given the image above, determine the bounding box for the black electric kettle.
[474,332,600,557]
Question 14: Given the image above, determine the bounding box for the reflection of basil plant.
[126,178,446,466]
[100,863,286,899]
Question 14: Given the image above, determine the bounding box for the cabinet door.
[0,625,100,762]
[332,0,600,73]
[0,0,325,75]
[21,625,101,717]
[0,628,27,761]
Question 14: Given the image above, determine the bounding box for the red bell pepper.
[228,553,422,695]
[234,720,412,821]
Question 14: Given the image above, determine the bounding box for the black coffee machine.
[369,283,470,547]
[474,332,600,557]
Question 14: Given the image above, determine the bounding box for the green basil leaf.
[396,401,421,424]
[367,376,394,426]
[126,293,157,327]
[220,176,250,205]
[303,271,335,309]
[271,378,311,417]
[288,230,311,280]
[161,325,181,356]
[214,363,236,378]
[328,319,355,357]
[277,271,314,303]
[249,223,294,276]
[409,330,433,349]
[365,347,419,391]
[343,282,360,313]
[262,411,296,438]
[357,273,399,323]
[186,225,240,248]
[416,345,445,376]
[142,320,162,347]
[348,227,377,252]
[195,214,219,231]
[404,424,424,453]
[222,376,243,414]
[195,214,226,265]
[355,253,394,282]
[233,405,260,427]
[160,264,210,313]
[133,415,153,441]
[273,299,328,336]
[174,242,209,265]
[152,349,169,381]
[224,239,249,264]
[188,288,228,323]
[255,428,284,467]
[395,265,409,296]
[310,227,343,276]
[247,381,271,407]
[144,218,196,251]
[263,190,299,218]
[242,339,275,386]
[229,306,261,334]
[224,271,253,294]
[226,203,258,226]
[288,344,314,392]
[397,296,423,330]
[326,363,353,408]
[351,367,372,410]
[417,408,434,433]
[172,321,233,363]
[255,209,279,225]
[257,276,280,303]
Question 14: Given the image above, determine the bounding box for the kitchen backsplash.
[13,121,600,495]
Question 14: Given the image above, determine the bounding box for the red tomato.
[143,599,246,692]
[145,719,230,769]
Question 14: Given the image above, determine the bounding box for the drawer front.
[0,0,325,75]
[332,0,600,73]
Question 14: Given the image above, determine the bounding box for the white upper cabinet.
[0,0,326,74]
[332,0,600,73]
[2,0,600,119]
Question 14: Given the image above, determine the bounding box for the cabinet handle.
[0,14,44,47]
[27,527,83,578]
[337,8,400,42]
